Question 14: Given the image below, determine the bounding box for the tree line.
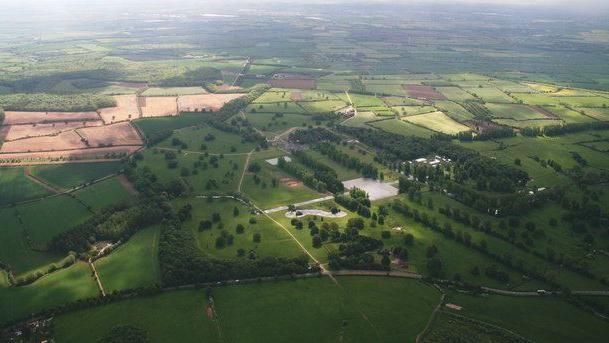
[315,142,379,179]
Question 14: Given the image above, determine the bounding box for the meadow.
[52,276,441,343]
[73,176,135,211]
[95,226,161,293]
[0,167,51,206]
[30,161,124,190]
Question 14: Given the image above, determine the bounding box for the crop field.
[95,226,160,293]
[246,101,307,114]
[177,93,246,112]
[485,103,550,120]
[73,176,134,210]
[140,96,178,117]
[2,111,100,125]
[0,208,60,273]
[492,118,562,128]
[437,87,477,101]
[299,100,349,113]
[432,100,476,121]
[142,87,207,96]
[369,118,435,137]
[0,167,51,205]
[542,105,596,123]
[15,195,91,246]
[464,87,514,103]
[392,105,436,116]
[29,161,123,190]
[268,78,316,89]
[98,94,139,123]
[403,111,470,134]
[403,85,446,100]
[78,121,143,147]
[580,107,609,121]
[341,111,381,128]
[53,277,440,343]
[0,121,104,142]
[173,197,303,259]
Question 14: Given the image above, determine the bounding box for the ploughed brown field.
[140,96,178,117]
[177,93,246,112]
[0,121,104,142]
[403,84,446,100]
[78,122,143,147]
[3,111,101,125]
[269,78,316,89]
[99,94,140,123]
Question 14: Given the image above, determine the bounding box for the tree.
[403,233,414,246]
[236,224,245,234]
[312,234,322,248]
[233,207,240,217]
[427,258,443,277]
[253,233,261,243]
[212,212,221,222]
[381,253,391,267]
[199,220,212,231]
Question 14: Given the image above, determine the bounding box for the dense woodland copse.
[0,93,116,112]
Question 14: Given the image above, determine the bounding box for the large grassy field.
[133,112,213,140]
[442,291,609,343]
[73,176,135,211]
[52,276,441,343]
[16,195,91,246]
[368,118,435,138]
[0,262,98,324]
[30,161,124,190]
[95,226,161,293]
[0,208,60,273]
[0,167,51,206]
[173,197,303,259]
[136,148,246,194]
[156,125,257,154]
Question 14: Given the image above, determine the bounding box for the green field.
[437,87,476,101]
[369,118,435,138]
[53,276,441,343]
[95,226,161,293]
[246,112,320,134]
[464,87,514,103]
[0,167,51,206]
[0,262,98,324]
[16,195,91,246]
[0,208,60,273]
[403,111,470,134]
[73,177,134,211]
[173,197,302,259]
[443,291,609,343]
[485,103,548,120]
[30,161,124,190]
[157,125,257,154]
[133,112,212,140]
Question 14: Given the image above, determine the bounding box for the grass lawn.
[0,262,98,324]
[0,167,51,206]
[52,276,441,343]
[95,226,161,293]
[543,105,597,123]
[173,197,303,260]
[444,291,609,343]
[16,195,91,246]
[403,111,470,134]
[30,161,124,190]
[73,177,135,211]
